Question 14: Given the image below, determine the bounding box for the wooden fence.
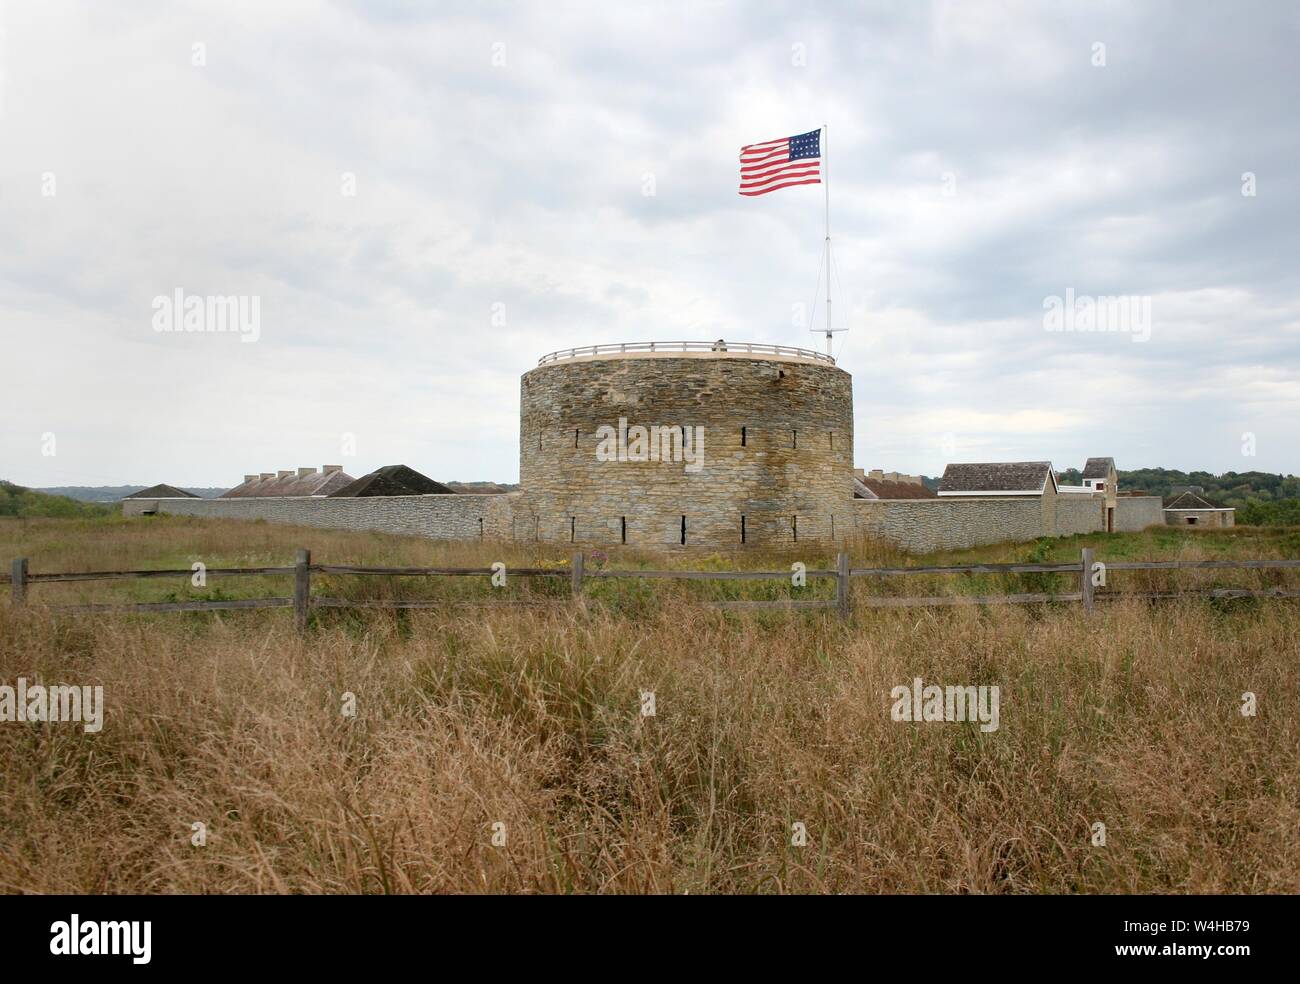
[6,549,1300,632]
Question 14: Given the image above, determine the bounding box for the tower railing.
[536,341,835,366]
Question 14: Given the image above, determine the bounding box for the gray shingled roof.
[124,484,199,499]
[939,461,1055,494]
[222,469,354,498]
[281,470,355,496]
[1164,491,1225,509]
[1082,457,1115,479]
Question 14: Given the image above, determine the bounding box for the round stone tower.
[519,341,853,547]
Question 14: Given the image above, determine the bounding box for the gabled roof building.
[123,484,199,499]
[221,466,354,498]
[1163,490,1235,527]
[937,461,1058,496]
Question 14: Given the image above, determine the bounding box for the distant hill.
[1,481,115,518]
[36,486,229,503]
[1052,467,1300,506]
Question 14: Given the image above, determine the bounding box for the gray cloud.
[1,0,1297,488]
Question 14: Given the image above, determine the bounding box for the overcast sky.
[3,0,1298,488]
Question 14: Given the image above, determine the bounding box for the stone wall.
[122,493,518,540]
[851,497,1048,554]
[1165,509,1235,528]
[519,351,853,547]
[124,487,1138,555]
[1114,496,1164,532]
[1052,492,1105,536]
[850,490,1117,554]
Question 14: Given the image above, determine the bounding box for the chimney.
[243,474,258,483]
[297,467,315,477]
[277,470,293,479]
[853,468,865,480]
[260,473,275,481]
[322,464,342,474]
[869,469,884,481]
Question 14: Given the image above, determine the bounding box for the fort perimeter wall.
[126,487,1166,554]
[1114,496,1165,532]
[122,492,519,540]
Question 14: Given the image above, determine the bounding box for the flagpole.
[823,122,831,356]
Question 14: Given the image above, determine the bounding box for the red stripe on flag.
[738,176,822,196]
[740,164,820,190]
[739,147,789,165]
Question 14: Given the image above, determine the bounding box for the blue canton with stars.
[788,129,821,160]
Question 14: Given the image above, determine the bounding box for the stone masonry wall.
[1165,509,1235,528]
[126,487,1123,555]
[851,497,1048,554]
[1114,496,1164,532]
[122,493,518,540]
[1052,493,1105,536]
[519,353,853,547]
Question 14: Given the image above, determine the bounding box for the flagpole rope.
[807,238,827,342]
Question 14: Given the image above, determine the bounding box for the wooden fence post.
[294,548,311,633]
[1080,547,1095,614]
[11,558,28,606]
[836,551,851,618]
[571,551,585,599]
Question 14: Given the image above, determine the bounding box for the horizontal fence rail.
[536,340,836,365]
[5,549,1299,631]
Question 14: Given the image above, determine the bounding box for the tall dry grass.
[1,516,1298,893]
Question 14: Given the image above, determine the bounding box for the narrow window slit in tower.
[741,425,747,447]
[680,516,686,545]
[792,515,798,541]
[792,429,798,449]
[830,514,835,539]
[478,517,484,538]
[829,431,834,449]
[574,429,579,448]
[621,516,627,544]
[741,515,746,544]
[570,517,576,543]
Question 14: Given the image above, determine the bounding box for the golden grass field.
[1,514,1298,893]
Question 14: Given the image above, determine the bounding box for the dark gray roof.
[372,465,454,494]
[1082,457,1115,479]
[1164,491,1226,510]
[939,461,1055,494]
[330,465,454,498]
[124,484,198,499]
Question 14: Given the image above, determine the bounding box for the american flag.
[738,128,821,197]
